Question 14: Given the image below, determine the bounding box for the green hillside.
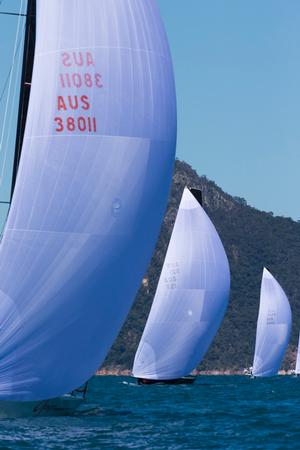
[103,160,300,371]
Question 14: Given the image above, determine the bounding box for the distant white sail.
[132,187,230,380]
[0,0,176,400]
[295,333,300,375]
[252,268,291,377]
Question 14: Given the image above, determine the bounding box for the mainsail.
[132,187,230,380]
[252,268,291,377]
[0,0,176,400]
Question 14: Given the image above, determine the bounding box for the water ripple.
[0,376,299,449]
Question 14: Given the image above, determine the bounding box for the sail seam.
[24,135,171,143]
[35,46,170,61]
[6,229,91,235]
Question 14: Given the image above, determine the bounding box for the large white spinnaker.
[295,333,300,375]
[252,268,291,377]
[132,187,230,380]
[0,0,176,400]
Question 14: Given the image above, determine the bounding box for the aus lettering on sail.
[54,51,103,134]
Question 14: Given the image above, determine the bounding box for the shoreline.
[96,369,294,376]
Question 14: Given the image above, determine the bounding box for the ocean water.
[0,375,299,449]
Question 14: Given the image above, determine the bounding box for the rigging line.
[0,0,25,156]
[0,12,26,17]
[0,1,27,17]
[0,31,24,103]
[0,19,25,184]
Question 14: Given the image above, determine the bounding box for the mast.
[10,0,36,200]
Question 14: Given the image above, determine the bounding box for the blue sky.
[0,1,299,219]
[158,0,300,219]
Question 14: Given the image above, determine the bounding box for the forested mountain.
[103,160,300,371]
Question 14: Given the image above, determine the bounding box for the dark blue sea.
[0,375,299,449]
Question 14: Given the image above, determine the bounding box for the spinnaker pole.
[10,0,36,200]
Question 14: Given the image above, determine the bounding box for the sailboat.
[294,333,300,377]
[0,0,176,416]
[132,187,230,384]
[249,268,291,378]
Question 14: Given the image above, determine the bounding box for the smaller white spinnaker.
[295,333,300,375]
[132,187,230,382]
[252,268,291,377]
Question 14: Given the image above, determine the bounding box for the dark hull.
[137,376,196,385]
